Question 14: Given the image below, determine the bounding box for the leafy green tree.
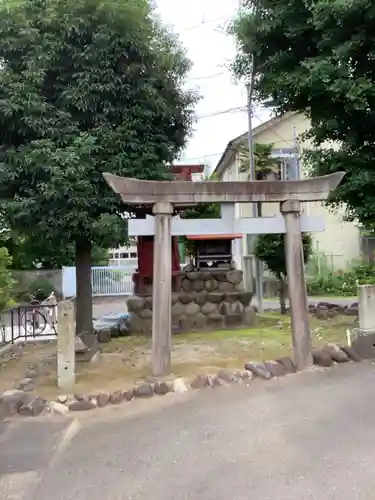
[255,233,312,313]
[239,142,281,179]
[0,0,197,334]
[230,0,375,228]
[0,248,14,312]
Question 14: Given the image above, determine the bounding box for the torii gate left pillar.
[152,202,173,376]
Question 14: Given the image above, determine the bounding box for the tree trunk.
[75,238,93,335]
[279,276,287,314]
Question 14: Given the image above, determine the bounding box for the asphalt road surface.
[1,361,374,499]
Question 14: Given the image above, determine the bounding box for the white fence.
[62,265,136,298]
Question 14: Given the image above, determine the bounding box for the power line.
[189,71,227,81]
[197,106,246,120]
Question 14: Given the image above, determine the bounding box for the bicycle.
[20,291,56,336]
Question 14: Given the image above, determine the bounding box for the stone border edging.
[0,343,362,419]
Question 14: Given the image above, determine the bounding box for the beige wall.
[218,113,360,270]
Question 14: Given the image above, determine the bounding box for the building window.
[130,252,137,258]
[270,149,299,180]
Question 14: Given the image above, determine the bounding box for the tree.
[229,0,375,228]
[0,0,197,334]
[255,233,312,313]
[238,142,281,179]
[0,248,14,312]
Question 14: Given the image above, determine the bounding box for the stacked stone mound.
[127,269,256,334]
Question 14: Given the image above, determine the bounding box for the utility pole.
[244,54,263,312]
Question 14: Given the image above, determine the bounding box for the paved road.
[1,361,375,499]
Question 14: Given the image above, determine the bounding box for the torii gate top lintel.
[103,172,345,205]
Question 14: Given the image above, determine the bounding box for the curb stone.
[0,344,363,419]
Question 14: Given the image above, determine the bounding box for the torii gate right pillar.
[281,200,312,369]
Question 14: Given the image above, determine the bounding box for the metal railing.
[0,303,58,345]
[91,266,136,296]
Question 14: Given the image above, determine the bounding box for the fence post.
[57,300,75,389]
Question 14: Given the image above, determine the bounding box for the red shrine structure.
[132,164,205,295]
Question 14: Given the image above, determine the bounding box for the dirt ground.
[0,312,357,398]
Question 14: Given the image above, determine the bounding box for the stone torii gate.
[104,172,344,376]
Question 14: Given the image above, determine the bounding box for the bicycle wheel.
[21,310,47,336]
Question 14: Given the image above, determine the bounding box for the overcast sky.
[155,0,271,169]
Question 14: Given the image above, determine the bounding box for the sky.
[155,0,271,170]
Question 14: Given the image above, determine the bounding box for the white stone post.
[152,202,173,377]
[358,285,375,333]
[57,300,75,389]
[280,200,312,370]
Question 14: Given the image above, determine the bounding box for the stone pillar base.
[127,291,255,334]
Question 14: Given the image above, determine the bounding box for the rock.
[154,382,171,396]
[323,344,349,363]
[185,271,201,281]
[206,313,224,329]
[134,384,154,398]
[126,296,146,311]
[173,378,189,393]
[226,270,243,285]
[233,369,252,381]
[110,390,123,405]
[236,292,253,306]
[138,308,152,319]
[212,376,229,387]
[178,294,194,305]
[200,302,217,315]
[96,393,110,408]
[345,307,358,316]
[96,326,112,343]
[184,302,200,317]
[218,282,234,293]
[190,374,212,389]
[243,306,256,326]
[123,388,135,401]
[181,278,193,293]
[193,313,207,330]
[74,394,88,402]
[205,279,218,292]
[195,292,208,306]
[206,292,223,304]
[312,349,333,367]
[49,401,70,416]
[192,280,205,293]
[340,346,362,362]
[17,377,34,392]
[0,390,32,419]
[216,370,237,383]
[225,313,243,327]
[244,362,272,380]
[19,396,46,417]
[171,302,185,316]
[264,361,288,377]
[276,357,297,374]
[74,336,87,354]
[69,400,97,411]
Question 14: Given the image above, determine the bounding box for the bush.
[26,278,57,302]
[0,247,15,311]
[307,261,375,296]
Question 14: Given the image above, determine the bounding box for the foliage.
[180,170,221,254]
[255,233,313,312]
[307,261,375,296]
[0,230,109,270]
[25,278,57,302]
[230,0,375,229]
[238,142,282,179]
[0,0,197,332]
[0,248,15,312]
